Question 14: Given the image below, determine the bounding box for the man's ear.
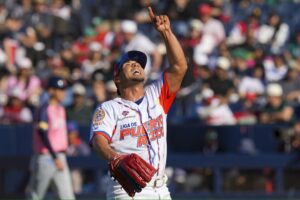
[113,75,121,84]
[48,88,54,96]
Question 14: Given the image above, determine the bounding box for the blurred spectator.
[50,0,71,50]
[239,137,258,155]
[291,122,300,152]
[202,129,222,154]
[182,19,203,50]
[0,1,8,33]
[105,80,118,100]
[227,9,261,46]
[238,65,265,97]
[204,56,235,97]
[198,3,225,49]
[133,0,155,23]
[257,12,289,54]
[0,87,33,124]
[164,0,196,20]
[196,88,236,125]
[286,29,300,70]
[93,18,114,48]
[280,67,300,104]
[0,68,9,106]
[59,42,81,80]
[274,121,300,153]
[91,69,108,107]
[260,83,295,124]
[234,92,259,125]
[66,121,91,194]
[0,0,299,128]
[6,57,41,107]
[48,56,70,79]
[66,83,93,125]
[210,0,231,23]
[81,41,110,80]
[30,0,53,50]
[263,54,288,82]
[72,26,96,64]
[120,20,162,79]
[3,10,28,72]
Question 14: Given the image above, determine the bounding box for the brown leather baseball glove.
[109,153,157,197]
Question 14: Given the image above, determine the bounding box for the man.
[260,83,295,124]
[90,7,187,200]
[29,76,75,200]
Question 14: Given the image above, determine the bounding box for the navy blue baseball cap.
[113,50,147,78]
[48,76,68,89]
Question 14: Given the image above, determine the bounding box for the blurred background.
[1,0,300,199]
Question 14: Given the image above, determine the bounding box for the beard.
[131,77,145,82]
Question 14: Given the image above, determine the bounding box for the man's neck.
[49,98,60,106]
[120,85,144,102]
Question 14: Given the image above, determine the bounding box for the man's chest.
[113,104,165,147]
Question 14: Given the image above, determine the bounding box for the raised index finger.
[147,6,156,22]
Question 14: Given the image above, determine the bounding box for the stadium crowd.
[0,0,300,196]
[0,0,300,126]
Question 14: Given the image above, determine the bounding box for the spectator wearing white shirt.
[120,20,162,79]
[6,57,42,107]
[196,88,236,125]
[81,42,110,80]
[263,54,288,82]
[257,12,289,54]
[193,4,226,66]
[198,4,225,48]
[239,65,265,97]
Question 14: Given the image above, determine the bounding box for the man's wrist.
[108,153,120,162]
[160,29,172,38]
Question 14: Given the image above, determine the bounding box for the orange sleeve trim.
[159,72,177,114]
[94,131,111,143]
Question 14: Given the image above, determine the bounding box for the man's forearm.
[38,130,57,159]
[92,135,118,162]
[161,29,187,73]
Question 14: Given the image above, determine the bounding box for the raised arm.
[148,7,188,93]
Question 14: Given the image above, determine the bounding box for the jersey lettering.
[119,114,164,147]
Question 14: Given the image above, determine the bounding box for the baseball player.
[90,7,187,200]
[29,76,75,200]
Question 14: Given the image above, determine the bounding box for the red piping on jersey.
[94,131,111,143]
[159,73,177,114]
[156,134,161,175]
[145,97,160,174]
[112,126,116,138]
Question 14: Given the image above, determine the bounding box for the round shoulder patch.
[93,108,105,123]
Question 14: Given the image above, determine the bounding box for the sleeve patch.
[38,121,48,130]
[92,108,106,127]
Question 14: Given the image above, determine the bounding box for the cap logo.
[57,80,64,87]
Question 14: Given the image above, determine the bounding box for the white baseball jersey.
[90,72,176,178]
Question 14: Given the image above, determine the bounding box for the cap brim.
[122,50,147,68]
[114,50,147,77]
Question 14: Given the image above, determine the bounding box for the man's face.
[268,95,281,107]
[119,60,145,83]
[53,88,66,102]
